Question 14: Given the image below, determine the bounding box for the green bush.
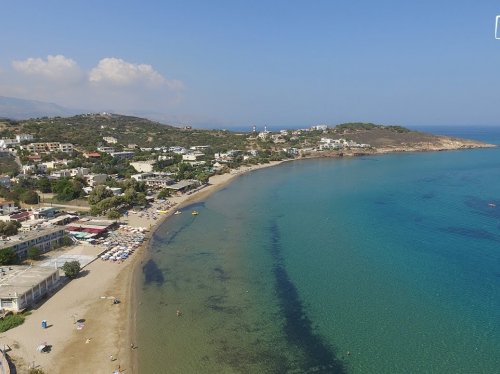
[0,313,25,332]
[0,248,17,265]
[27,246,41,260]
[29,368,46,374]
[62,260,81,279]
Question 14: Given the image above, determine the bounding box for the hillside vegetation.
[0,114,490,156]
[2,113,249,152]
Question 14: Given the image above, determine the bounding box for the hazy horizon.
[1,1,500,128]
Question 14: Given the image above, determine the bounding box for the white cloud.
[89,57,184,90]
[1,55,184,114]
[12,55,83,82]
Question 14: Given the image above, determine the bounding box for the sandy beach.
[2,161,283,374]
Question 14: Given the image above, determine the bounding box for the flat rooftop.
[0,265,58,298]
[0,226,65,250]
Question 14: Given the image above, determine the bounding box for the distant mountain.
[0,96,80,120]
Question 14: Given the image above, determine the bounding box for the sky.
[1,0,500,128]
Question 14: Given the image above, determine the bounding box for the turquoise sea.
[136,127,500,373]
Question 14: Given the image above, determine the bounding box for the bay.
[137,128,500,373]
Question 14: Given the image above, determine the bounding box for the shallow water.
[137,128,500,373]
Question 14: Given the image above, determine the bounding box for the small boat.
[174,210,182,215]
[488,203,496,207]
[191,211,199,216]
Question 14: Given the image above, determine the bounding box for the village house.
[22,142,74,153]
[182,151,205,162]
[0,138,19,148]
[110,151,135,160]
[15,134,34,142]
[0,199,17,215]
[97,146,115,153]
[103,136,118,144]
[83,152,101,159]
[85,174,108,186]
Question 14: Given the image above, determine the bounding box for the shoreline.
[120,160,287,373]
[1,160,284,374]
[1,141,494,373]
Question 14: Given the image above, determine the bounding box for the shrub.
[0,313,25,332]
[0,248,17,265]
[62,260,81,279]
[27,247,41,260]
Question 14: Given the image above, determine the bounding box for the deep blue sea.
[137,127,500,373]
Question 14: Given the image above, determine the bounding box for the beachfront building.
[165,180,201,194]
[131,172,174,189]
[0,227,66,260]
[0,265,60,312]
[66,218,117,240]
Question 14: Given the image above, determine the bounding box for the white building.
[311,125,328,131]
[97,146,115,153]
[182,151,204,162]
[0,138,19,148]
[110,151,134,159]
[15,134,34,142]
[0,199,17,215]
[0,226,65,259]
[85,174,108,186]
[51,170,72,178]
[70,167,90,177]
[59,143,74,153]
[131,172,174,189]
[169,146,188,154]
[190,145,210,151]
[103,136,118,144]
[0,266,60,312]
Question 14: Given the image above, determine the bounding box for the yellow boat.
[192,211,199,216]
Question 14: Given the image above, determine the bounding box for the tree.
[107,208,121,219]
[51,178,83,201]
[157,188,171,199]
[20,190,39,204]
[88,185,113,205]
[60,236,73,247]
[0,221,19,236]
[27,246,41,260]
[123,187,137,204]
[37,177,52,193]
[62,261,81,279]
[0,248,17,265]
